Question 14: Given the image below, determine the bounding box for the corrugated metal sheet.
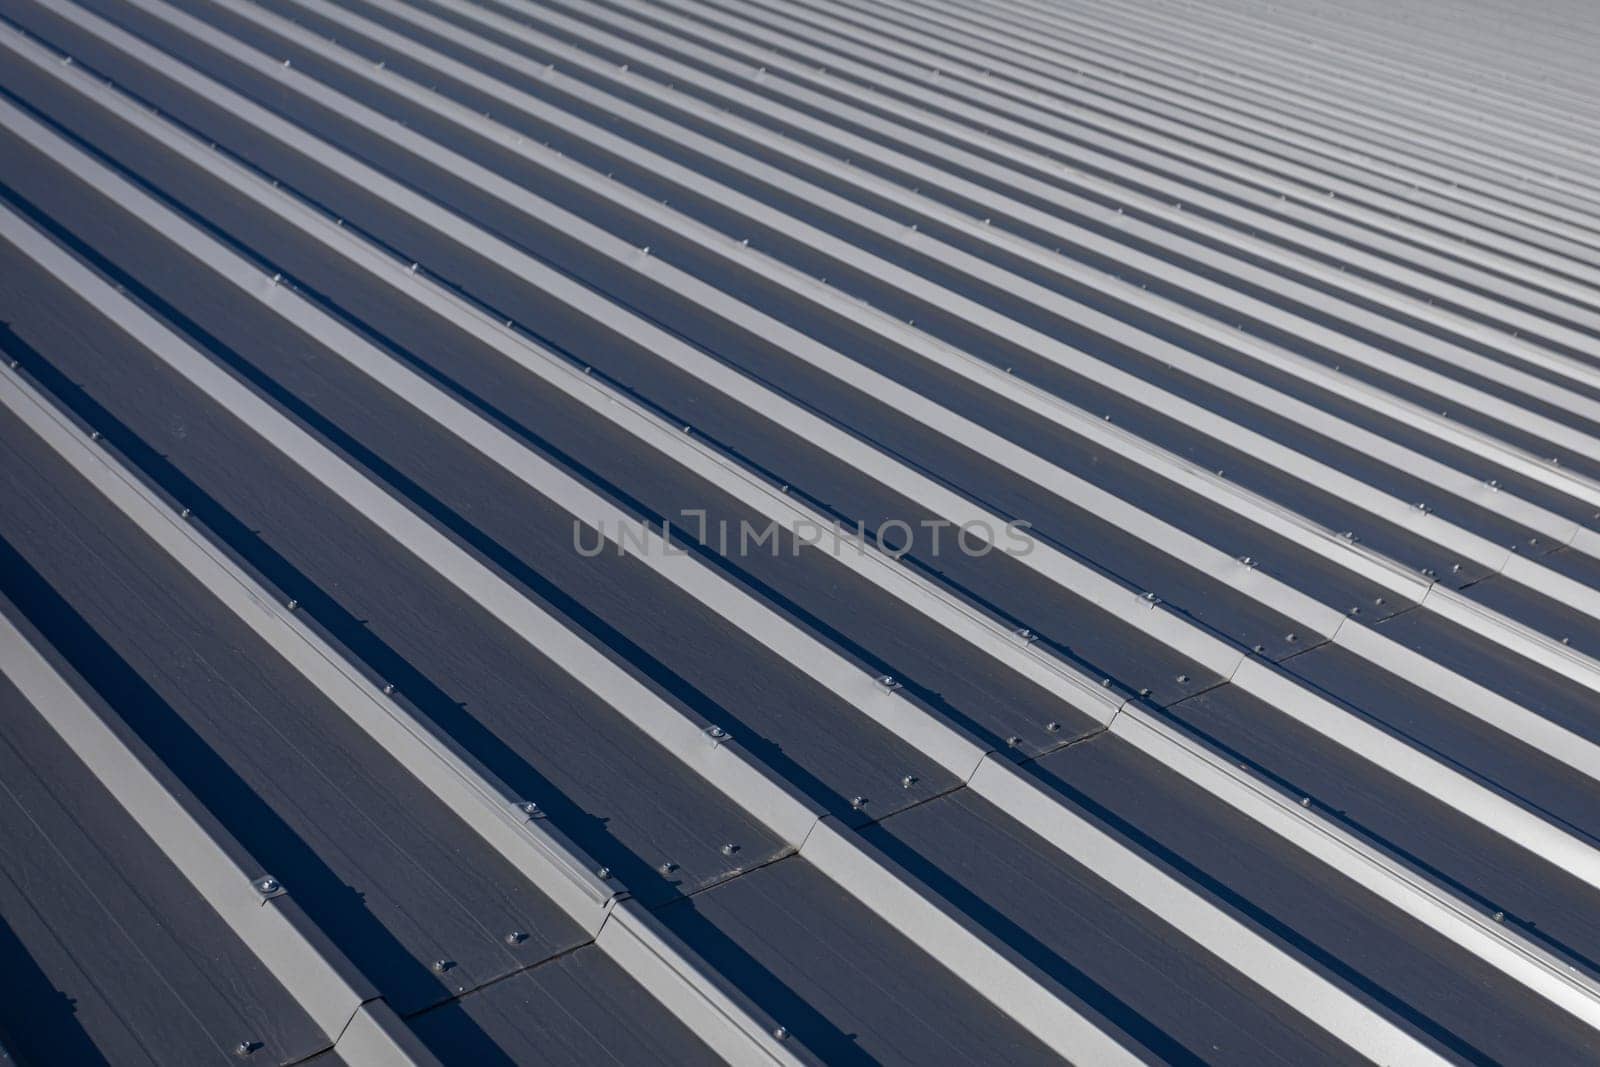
[1,0,1598,1061]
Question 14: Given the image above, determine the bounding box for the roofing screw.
[6,358,18,369]
[707,725,727,739]
[89,430,101,441]
[1045,721,1061,732]
[1176,674,1190,683]
[1100,678,1111,687]
[902,775,917,789]
[382,683,395,695]
[721,843,739,857]
[519,801,540,817]
[773,1026,789,1040]
[1139,687,1151,697]
[1006,736,1021,747]
[180,507,192,518]
[235,1041,255,1057]
[505,931,526,945]
[1493,911,1506,922]
[285,599,298,611]
[1300,797,1312,808]
[850,796,867,810]
[596,866,611,879]
[432,960,451,973]
[1562,637,1571,645]
[875,674,899,691]
[660,861,677,874]
[1252,644,1265,653]
[1285,633,1298,642]
[253,876,281,895]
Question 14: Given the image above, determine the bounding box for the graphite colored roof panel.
[0,659,326,1065]
[3,0,1600,1061]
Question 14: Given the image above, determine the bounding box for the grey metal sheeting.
[0,0,1597,1061]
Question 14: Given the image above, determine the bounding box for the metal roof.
[1,0,1598,1061]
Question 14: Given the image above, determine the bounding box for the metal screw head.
[235,1041,255,1057]
[773,1026,789,1040]
[1006,735,1021,747]
[253,876,281,896]
[285,599,298,611]
[431,959,451,973]
[901,775,917,789]
[1493,911,1505,922]
[659,861,677,874]
[1300,797,1312,808]
[1045,721,1061,732]
[721,843,738,857]
[1138,687,1151,697]
[519,801,540,817]
[180,506,192,518]
[596,867,611,880]
[850,795,867,810]
[381,683,395,695]
[875,674,898,690]
[1176,674,1190,683]
[707,726,726,739]
[505,931,526,945]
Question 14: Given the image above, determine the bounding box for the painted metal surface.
[1,0,1598,1062]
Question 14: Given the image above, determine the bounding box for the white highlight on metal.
[14,1,1600,906]
[0,585,422,1066]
